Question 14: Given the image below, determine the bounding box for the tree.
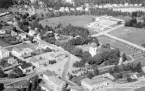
[87,72,94,79]
[13,67,24,77]
[0,68,6,78]
[135,62,142,73]
[122,53,127,62]
[94,68,99,76]
[101,43,111,49]
[0,83,5,91]
[113,65,120,72]
[70,47,83,57]
[73,61,85,68]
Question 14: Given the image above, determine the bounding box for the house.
[28,27,37,36]
[11,43,38,58]
[30,52,56,67]
[39,70,66,91]
[19,62,33,74]
[40,80,52,91]
[7,57,17,65]
[81,77,111,91]
[0,29,6,34]
[19,33,27,40]
[0,47,9,60]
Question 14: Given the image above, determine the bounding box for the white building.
[0,29,6,34]
[40,70,66,91]
[81,77,111,91]
[0,47,9,60]
[28,27,37,36]
[76,7,83,11]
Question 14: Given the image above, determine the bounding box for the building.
[7,57,17,65]
[19,33,27,40]
[39,70,66,91]
[28,27,37,36]
[19,62,33,74]
[0,29,6,34]
[40,80,52,91]
[89,42,98,57]
[30,52,56,67]
[11,43,38,58]
[81,77,111,91]
[0,47,9,60]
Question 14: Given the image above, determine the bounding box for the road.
[61,52,78,86]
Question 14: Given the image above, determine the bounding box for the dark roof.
[21,62,32,69]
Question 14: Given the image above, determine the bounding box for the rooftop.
[21,62,32,69]
[82,77,109,85]
[41,70,65,85]
[39,80,51,91]
[41,70,57,77]
[30,52,55,63]
[7,43,38,51]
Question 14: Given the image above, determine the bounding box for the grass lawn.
[0,39,11,47]
[98,36,139,56]
[39,15,98,35]
[109,27,145,46]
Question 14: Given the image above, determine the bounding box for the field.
[109,27,145,46]
[97,35,143,60]
[0,39,11,47]
[39,15,98,35]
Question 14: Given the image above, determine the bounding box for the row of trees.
[74,0,145,6]
[109,62,142,80]
[41,7,131,19]
[41,0,74,10]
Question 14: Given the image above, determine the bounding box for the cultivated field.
[109,27,145,46]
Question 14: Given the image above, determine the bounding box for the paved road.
[61,52,78,86]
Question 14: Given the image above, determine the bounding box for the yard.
[109,27,145,46]
[39,15,98,35]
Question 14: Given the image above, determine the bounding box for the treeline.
[125,12,145,28]
[41,0,74,9]
[42,8,130,19]
[0,0,15,8]
[74,0,144,6]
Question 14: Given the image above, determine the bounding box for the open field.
[39,15,98,35]
[40,15,96,27]
[109,27,145,46]
[98,36,141,58]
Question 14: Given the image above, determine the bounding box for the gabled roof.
[82,77,109,86]
[42,70,57,77]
